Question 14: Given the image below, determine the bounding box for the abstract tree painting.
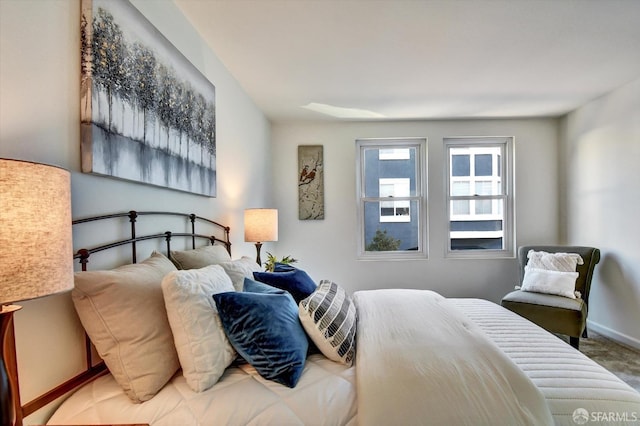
[298,145,324,220]
[81,0,216,196]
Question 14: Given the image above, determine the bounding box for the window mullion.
[449,195,506,201]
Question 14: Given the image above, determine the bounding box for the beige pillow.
[218,256,262,291]
[170,245,232,270]
[162,265,236,392]
[72,251,179,402]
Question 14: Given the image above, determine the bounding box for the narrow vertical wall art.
[298,145,324,220]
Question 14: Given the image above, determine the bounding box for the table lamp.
[0,158,73,426]
[244,208,278,266]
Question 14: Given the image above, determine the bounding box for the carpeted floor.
[577,332,640,392]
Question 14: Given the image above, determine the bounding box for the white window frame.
[444,137,515,258]
[356,138,428,260]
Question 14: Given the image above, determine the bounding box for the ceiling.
[175,0,640,123]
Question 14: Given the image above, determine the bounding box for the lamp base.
[1,305,22,426]
[254,242,263,266]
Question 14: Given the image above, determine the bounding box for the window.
[356,138,427,259]
[445,137,514,258]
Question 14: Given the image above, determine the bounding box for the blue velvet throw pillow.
[212,287,308,388]
[245,277,321,356]
[252,269,317,303]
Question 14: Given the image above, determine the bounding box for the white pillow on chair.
[526,250,583,272]
[521,267,579,299]
[520,250,584,299]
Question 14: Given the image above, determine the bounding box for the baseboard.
[587,320,640,350]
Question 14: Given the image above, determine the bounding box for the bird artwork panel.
[298,145,324,220]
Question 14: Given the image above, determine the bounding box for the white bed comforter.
[353,289,554,426]
[50,290,640,426]
[47,354,357,425]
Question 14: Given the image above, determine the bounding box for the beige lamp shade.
[0,159,74,305]
[244,209,278,243]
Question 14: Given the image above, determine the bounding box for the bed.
[19,211,640,426]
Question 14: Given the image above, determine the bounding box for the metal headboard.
[73,210,231,269]
[17,210,231,423]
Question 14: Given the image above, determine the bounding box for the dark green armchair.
[501,245,600,349]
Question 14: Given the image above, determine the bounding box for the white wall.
[271,118,559,301]
[8,0,631,421]
[560,77,640,348]
[0,0,271,422]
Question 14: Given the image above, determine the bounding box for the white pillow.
[218,256,262,291]
[299,280,356,365]
[521,267,579,299]
[527,250,583,272]
[162,265,236,392]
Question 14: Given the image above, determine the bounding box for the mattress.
[449,298,640,426]
[48,298,640,426]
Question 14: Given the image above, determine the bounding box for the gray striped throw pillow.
[298,280,356,365]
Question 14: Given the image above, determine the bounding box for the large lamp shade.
[0,159,74,304]
[0,158,74,426]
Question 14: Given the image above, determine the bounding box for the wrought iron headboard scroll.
[73,210,231,270]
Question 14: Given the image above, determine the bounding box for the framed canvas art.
[298,145,324,220]
[81,0,216,196]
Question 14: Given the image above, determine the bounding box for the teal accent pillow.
[252,269,317,303]
[213,285,308,388]
[243,277,281,294]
